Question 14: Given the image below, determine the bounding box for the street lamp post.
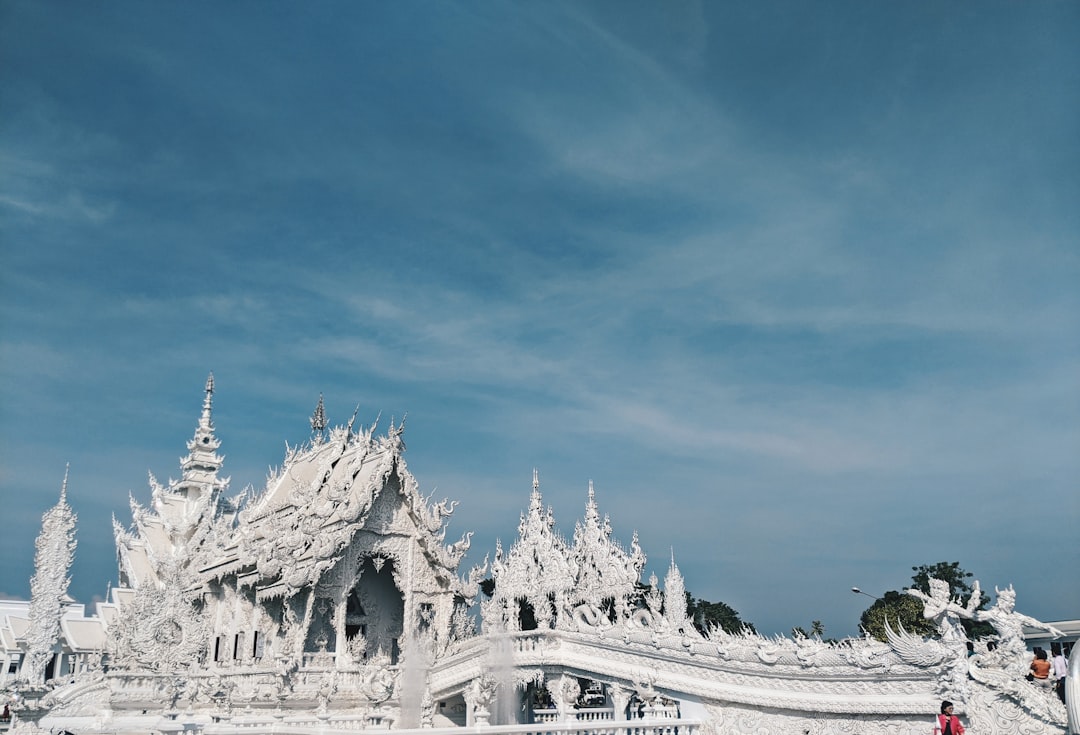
[851,587,881,601]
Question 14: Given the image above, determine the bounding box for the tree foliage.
[686,592,755,635]
[792,620,828,640]
[859,590,936,642]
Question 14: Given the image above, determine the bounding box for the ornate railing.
[200,718,701,735]
[569,708,615,722]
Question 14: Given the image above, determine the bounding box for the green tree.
[792,620,827,639]
[859,590,935,642]
[686,592,755,635]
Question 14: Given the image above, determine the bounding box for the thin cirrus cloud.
[1,1,1076,635]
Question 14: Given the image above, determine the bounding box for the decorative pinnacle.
[60,463,70,504]
[528,468,543,513]
[201,372,215,428]
[310,393,327,434]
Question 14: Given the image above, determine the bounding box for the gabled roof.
[196,418,470,598]
[114,385,473,602]
[7,615,29,641]
[59,617,108,651]
[0,612,29,651]
[0,624,17,651]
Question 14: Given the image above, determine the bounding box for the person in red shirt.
[935,701,965,735]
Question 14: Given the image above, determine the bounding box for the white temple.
[3,377,1074,735]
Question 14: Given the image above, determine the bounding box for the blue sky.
[1,1,1077,637]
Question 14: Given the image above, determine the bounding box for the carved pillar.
[295,589,315,662]
[434,595,453,653]
[463,676,496,727]
[420,690,435,728]
[404,535,417,645]
[609,683,630,721]
[504,599,519,632]
[533,594,553,629]
[553,674,580,722]
[554,591,572,631]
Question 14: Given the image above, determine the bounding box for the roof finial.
[60,463,70,504]
[532,468,539,492]
[310,393,327,435]
[201,372,215,428]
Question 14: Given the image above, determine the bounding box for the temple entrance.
[344,556,404,664]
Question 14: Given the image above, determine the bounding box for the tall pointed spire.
[181,372,223,484]
[529,468,543,513]
[663,548,689,629]
[584,479,599,524]
[200,372,215,429]
[24,469,78,684]
[310,393,327,437]
[59,462,70,504]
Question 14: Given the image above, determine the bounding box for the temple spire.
[310,393,327,437]
[59,462,70,504]
[528,468,543,514]
[25,469,78,684]
[200,372,214,430]
[179,373,224,491]
[663,548,689,630]
[584,479,598,522]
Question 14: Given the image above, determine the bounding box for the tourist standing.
[934,701,965,735]
[1051,643,1068,703]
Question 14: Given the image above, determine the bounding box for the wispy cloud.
[1,0,1076,636]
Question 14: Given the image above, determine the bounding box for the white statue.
[905,577,978,643]
[972,584,1064,675]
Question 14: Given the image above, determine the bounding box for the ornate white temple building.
[3,377,1075,735]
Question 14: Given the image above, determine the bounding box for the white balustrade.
[197,718,699,735]
[573,708,614,722]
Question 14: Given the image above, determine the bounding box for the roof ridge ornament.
[60,462,70,504]
[529,468,543,514]
[310,393,328,438]
[201,372,214,429]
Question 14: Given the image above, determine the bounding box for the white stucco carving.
[6,378,1070,735]
[23,467,77,686]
